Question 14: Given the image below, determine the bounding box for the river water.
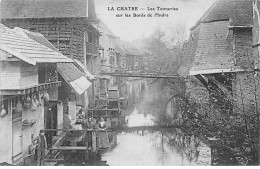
[101,108,211,166]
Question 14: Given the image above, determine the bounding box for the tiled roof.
[0,23,72,64]
[0,0,97,20]
[192,0,253,30]
[14,27,59,52]
[191,21,237,72]
[178,0,252,77]
[178,21,244,77]
[178,25,201,77]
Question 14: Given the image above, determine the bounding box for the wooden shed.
[1,0,103,107]
[0,23,72,165]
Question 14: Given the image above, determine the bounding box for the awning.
[57,63,92,95]
[69,76,91,95]
[73,59,95,80]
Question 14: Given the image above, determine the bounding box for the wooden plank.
[43,161,58,166]
[43,129,88,131]
[100,72,181,78]
[86,109,119,111]
[0,73,21,90]
[49,146,89,150]
[20,75,38,89]
[44,159,64,162]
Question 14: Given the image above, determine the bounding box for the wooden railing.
[42,129,117,160]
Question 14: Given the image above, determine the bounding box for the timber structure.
[100,72,181,78]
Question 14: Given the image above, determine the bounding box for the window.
[109,56,115,66]
[88,32,93,43]
[111,121,116,128]
[122,58,126,68]
[134,57,138,68]
[1,96,18,115]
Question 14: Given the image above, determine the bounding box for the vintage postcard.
[0,0,259,166]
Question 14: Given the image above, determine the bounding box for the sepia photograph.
[0,0,259,166]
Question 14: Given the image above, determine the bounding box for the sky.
[95,0,216,42]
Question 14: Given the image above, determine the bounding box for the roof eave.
[107,34,119,39]
[188,68,245,76]
[228,25,253,29]
[1,45,36,65]
[190,19,230,30]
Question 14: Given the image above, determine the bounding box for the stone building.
[178,0,257,115]
[177,0,259,164]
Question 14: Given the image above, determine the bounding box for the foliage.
[176,72,260,165]
[143,28,183,74]
[141,28,187,120]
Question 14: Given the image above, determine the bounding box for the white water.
[126,108,155,127]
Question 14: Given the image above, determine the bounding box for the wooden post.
[114,132,117,146]
[50,150,53,159]
[211,147,213,166]
[182,150,184,166]
[92,81,95,107]
[161,131,164,153]
[84,150,89,162]
[92,131,97,152]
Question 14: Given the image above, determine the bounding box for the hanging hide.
[42,91,50,102]
[31,94,39,110]
[31,99,37,111]
[23,95,31,110]
[0,105,7,118]
[34,95,40,107]
[39,92,43,104]
[14,100,23,113]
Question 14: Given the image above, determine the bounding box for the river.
[101,108,211,166]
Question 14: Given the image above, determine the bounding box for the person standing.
[82,117,96,149]
[76,107,86,124]
[97,117,110,149]
[36,130,47,166]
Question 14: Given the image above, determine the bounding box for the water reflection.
[102,132,189,165]
[102,109,194,166]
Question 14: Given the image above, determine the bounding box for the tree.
[141,27,186,123]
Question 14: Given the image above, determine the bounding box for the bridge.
[113,125,180,133]
[42,125,179,136]
[100,72,181,78]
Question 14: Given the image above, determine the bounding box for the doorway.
[12,114,23,161]
[44,101,58,147]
